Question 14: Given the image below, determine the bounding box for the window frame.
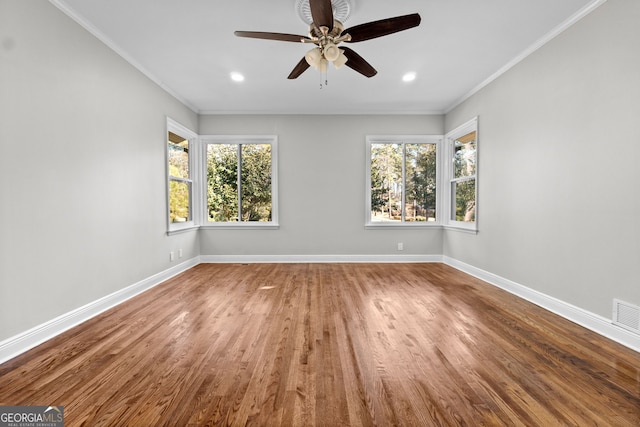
[444,117,479,233]
[200,135,279,229]
[166,118,199,235]
[365,135,442,228]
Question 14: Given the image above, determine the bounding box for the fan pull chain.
[320,69,328,89]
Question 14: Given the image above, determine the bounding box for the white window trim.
[199,135,279,230]
[365,135,442,229]
[443,117,479,233]
[167,117,199,235]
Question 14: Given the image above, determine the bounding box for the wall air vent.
[613,299,640,334]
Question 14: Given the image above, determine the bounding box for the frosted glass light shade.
[323,43,340,62]
[318,58,328,73]
[305,48,322,68]
[333,50,348,69]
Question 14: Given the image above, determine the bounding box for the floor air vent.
[613,299,640,334]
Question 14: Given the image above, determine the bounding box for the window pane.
[454,131,476,179]
[405,143,437,222]
[241,144,272,222]
[452,179,476,222]
[169,179,190,223]
[207,144,239,222]
[168,131,189,179]
[370,143,403,222]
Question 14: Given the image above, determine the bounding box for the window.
[167,118,197,233]
[202,136,278,228]
[445,118,478,231]
[366,136,440,226]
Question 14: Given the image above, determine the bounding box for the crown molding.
[445,0,608,114]
[48,0,199,113]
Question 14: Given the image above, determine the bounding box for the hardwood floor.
[1,263,638,426]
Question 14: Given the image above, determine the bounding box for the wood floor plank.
[1,263,638,426]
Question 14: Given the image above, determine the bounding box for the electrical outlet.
[178,248,183,258]
[170,252,175,262]
[397,243,404,251]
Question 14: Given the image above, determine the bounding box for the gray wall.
[444,0,640,318]
[0,0,199,340]
[198,115,444,257]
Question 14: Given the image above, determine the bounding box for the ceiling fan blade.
[288,57,311,79]
[234,31,310,43]
[309,0,334,31]
[344,13,421,43]
[341,47,377,78]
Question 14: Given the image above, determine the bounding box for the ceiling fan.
[234,0,421,79]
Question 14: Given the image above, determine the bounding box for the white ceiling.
[52,0,598,115]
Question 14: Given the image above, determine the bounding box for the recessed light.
[402,72,416,82]
[230,72,245,82]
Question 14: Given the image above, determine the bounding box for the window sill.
[200,223,280,230]
[365,222,442,230]
[364,223,478,234]
[443,225,478,234]
[167,224,200,236]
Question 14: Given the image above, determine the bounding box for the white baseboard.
[0,257,200,365]
[200,254,444,263]
[443,256,640,353]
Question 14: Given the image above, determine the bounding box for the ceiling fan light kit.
[234,0,421,80]
[305,46,347,72]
